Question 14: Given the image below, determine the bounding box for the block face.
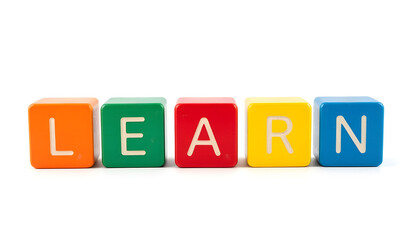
[175,98,238,167]
[101,98,166,168]
[314,97,384,167]
[28,98,99,169]
[246,97,312,167]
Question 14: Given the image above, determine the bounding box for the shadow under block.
[175,97,238,167]
[314,97,384,167]
[101,98,166,168]
[28,98,100,168]
[246,97,312,167]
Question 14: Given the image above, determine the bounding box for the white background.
[1,0,419,239]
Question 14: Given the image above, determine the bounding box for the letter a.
[49,118,74,156]
[267,116,293,154]
[187,117,221,156]
[336,115,367,153]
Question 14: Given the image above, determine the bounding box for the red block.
[175,97,238,167]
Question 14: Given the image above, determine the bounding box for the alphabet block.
[175,97,238,167]
[246,97,312,167]
[314,97,384,166]
[28,98,100,168]
[101,98,166,168]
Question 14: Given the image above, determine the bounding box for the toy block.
[314,97,384,167]
[101,98,166,168]
[28,98,100,168]
[246,97,312,167]
[175,97,238,167]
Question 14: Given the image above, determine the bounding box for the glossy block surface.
[175,97,238,167]
[246,97,312,167]
[28,98,99,168]
[314,97,384,167]
[101,98,166,168]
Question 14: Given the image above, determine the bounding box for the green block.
[101,97,166,167]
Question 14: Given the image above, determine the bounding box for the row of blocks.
[28,97,384,168]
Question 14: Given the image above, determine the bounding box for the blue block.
[314,97,384,167]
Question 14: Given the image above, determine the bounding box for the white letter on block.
[49,118,74,156]
[336,115,367,154]
[121,117,146,156]
[267,116,293,154]
[187,117,221,156]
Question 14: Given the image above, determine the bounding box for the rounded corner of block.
[154,157,166,167]
[156,102,166,112]
[100,103,110,112]
[90,97,99,106]
[30,160,42,169]
[318,101,327,110]
[101,157,112,168]
[84,103,95,112]
[174,159,184,168]
[317,158,328,167]
[85,159,96,168]
[101,161,112,168]
[303,101,312,111]
[228,159,238,168]
[175,97,186,105]
[247,103,257,112]
[159,97,167,105]
[375,101,385,110]
[372,159,383,167]
[246,159,257,168]
[302,159,311,167]
[28,103,36,110]
[174,103,184,112]
[28,102,40,113]
[228,102,238,113]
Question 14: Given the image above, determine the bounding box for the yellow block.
[246,97,312,167]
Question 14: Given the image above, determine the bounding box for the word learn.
[28,97,384,169]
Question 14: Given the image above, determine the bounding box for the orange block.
[28,98,100,168]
